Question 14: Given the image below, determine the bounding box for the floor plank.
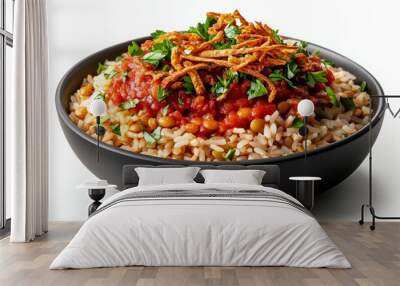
[0,222,399,286]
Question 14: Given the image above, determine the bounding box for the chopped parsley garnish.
[121,71,128,82]
[183,76,195,94]
[188,16,216,40]
[104,69,117,80]
[247,79,268,100]
[213,38,237,50]
[119,99,138,110]
[306,71,327,88]
[272,29,283,44]
[111,124,121,136]
[93,92,105,101]
[360,81,367,92]
[297,41,309,55]
[224,24,240,39]
[224,149,236,161]
[144,40,175,66]
[269,69,296,88]
[340,97,356,110]
[143,51,166,66]
[151,30,166,39]
[211,69,239,97]
[285,61,298,80]
[127,41,143,56]
[143,127,162,144]
[161,105,169,116]
[292,118,305,128]
[156,86,170,102]
[326,87,340,107]
[321,58,335,67]
[97,62,107,74]
[160,64,170,72]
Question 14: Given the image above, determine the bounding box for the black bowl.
[56,36,386,193]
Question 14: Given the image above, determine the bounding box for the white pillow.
[200,169,266,185]
[135,167,200,186]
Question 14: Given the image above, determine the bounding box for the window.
[0,0,14,234]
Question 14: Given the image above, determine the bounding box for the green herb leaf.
[160,64,170,72]
[297,41,309,55]
[213,38,237,50]
[292,118,305,128]
[143,127,162,144]
[285,61,298,80]
[119,99,138,110]
[151,40,175,60]
[157,87,170,102]
[269,70,296,88]
[211,69,239,97]
[188,16,216,40]
[152,127,162,141]
[326,87,340,107]
[104,69,117,80]
[340,97,356,110]
[143,51,167,66]
[272,29,283,44]
[93,92,105,101]
[247,79,268,100]
[360,81,367,92]
[321,58,335,67]
[161,105,169,116]
[306,71,327,88]
[151,30,166,39]
[224,149,236,161]
[97,63,107,74]
[111,124,121,136]
[224,24,241,39]
[183,76,195,94]
[128,41,143,56]
[143,132,156,144]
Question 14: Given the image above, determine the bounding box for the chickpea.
[158,116,175,128]
[147,118,158,130]
[203,118,219,130]
[212,151,224,160]
[185,123,199,134]
[237,107,252,119]
[250,118,265,133]
[284,136,293,148]
[277,101,290,115]
[129,123,143,133]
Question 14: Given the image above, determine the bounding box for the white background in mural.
[48,0,400,221]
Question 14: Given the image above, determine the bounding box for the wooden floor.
[0,222,399,286]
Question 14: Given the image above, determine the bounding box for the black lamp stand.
[359,95,400,230]
[95,116,106,162]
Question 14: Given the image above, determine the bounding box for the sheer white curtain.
[9,0,48,242]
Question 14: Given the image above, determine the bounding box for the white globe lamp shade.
[89,99,107,117]
[297,99,314,117]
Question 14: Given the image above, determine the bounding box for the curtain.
[9,0,48,242]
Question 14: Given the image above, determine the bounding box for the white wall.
[48,0,400,221]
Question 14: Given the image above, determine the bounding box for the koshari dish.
[68,10,371,161]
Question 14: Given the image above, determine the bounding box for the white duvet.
[50,183,350,269]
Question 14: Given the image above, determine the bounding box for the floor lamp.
[88,99,107,162]
[359,95,400,230]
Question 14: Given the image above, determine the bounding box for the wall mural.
[56,10,385,191]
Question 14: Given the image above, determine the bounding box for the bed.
[50,165,350,269]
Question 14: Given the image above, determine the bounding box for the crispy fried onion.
[147,10,302,103]
[161,63,209,89]
[182,54,277,102]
